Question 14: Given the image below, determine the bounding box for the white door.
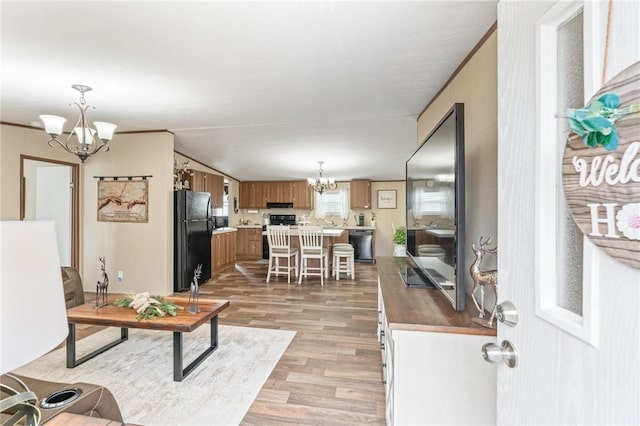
[35,166,72,266]
[23,159,74,267]
[496,0,639,424]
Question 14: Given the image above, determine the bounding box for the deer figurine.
[187,264,203,314]
[470,237,498,325]
[96,256,109,308]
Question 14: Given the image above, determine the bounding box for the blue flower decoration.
[566,93,623,151]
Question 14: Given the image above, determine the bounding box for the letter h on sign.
[587,203,620,238]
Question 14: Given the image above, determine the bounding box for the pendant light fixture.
[40,84,117,163]
[307,161,337,194]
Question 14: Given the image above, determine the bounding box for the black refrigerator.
[174,190,213,292]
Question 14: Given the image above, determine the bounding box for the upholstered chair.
[61,267,85,309]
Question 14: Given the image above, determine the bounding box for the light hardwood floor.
[83,260,386,425]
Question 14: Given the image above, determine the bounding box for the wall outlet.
[117,271,124,282]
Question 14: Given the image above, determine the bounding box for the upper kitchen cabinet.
[190,170,207,192]
[206,173,224,209]
[350,180,371,209]
[191,171,224,208]
[292,181,313,210]
[239,181,267,209]
[240,181,313,209]
[266,181,293,203]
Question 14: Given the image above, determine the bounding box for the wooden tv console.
[376,257,497,425]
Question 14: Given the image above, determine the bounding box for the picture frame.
[377,190,397,209]
[97,179,149,223]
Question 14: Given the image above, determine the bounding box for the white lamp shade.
[39,115,67,136]
[94,121,117,141]
[72,127,96,145]
[0,221,68,374]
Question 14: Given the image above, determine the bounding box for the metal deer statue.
[96,256,109,308]
[470,237,498,327]
[187,264,203,314]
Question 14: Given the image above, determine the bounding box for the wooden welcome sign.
[562,61,640,269]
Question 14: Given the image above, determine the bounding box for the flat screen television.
[404,103,465,311]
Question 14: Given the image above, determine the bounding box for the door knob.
[482,340,518,368]
[496,301,518,327]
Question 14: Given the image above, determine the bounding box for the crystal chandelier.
[307,161,337,194]
[40,85,117,163]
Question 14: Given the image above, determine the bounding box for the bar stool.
[298,226,329,285]
[333,243,355,281]
[418,244,445,260]
[266,225,298,283]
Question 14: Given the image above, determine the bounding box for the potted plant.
[392,226,407,256]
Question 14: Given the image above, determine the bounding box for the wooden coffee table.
[65,296,229,382]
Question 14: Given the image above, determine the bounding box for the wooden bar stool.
[332,243,355,281]
[418,244,445,260]
[298,226,329,285]
[266,225,298,283]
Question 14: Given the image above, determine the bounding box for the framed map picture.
[97,179,149,223]
[377,190,397,209]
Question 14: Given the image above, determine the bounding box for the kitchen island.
[263,227,349,269]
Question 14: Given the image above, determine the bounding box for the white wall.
[370,181,406,257]
[83,132,175,296]
[416,30,498,301]
[1,124,82,220]
[1,124,175,296]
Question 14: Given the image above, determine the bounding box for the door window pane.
[556,11,584,315]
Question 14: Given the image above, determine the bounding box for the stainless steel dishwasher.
[348,229,374,262]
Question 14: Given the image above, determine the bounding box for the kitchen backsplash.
[232,209,374,227]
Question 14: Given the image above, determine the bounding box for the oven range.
[262,214,297,259]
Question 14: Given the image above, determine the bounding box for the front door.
[496,0,639,424]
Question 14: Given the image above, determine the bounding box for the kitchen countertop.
[262,228,346,236]
[424,229,454,237]
[212,227,238,235]
[237,224,376,231]
[342,226,376,230]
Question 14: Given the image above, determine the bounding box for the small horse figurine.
[96,256,109,308]
[187,264,203,314]
[470,237,498,327]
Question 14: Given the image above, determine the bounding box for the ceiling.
[1,1,496,182]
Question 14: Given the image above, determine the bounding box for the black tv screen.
[405,103,465,311]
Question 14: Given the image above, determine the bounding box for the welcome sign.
[562,62,640,269]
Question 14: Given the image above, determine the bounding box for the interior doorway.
[20,155,79,268]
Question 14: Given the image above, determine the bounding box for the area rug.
[15,325,295,425]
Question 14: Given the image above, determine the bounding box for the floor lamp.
[0,221,69,425]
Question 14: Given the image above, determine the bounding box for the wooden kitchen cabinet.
[188,171,224,208]
[266,181,293,203]
[240,180,313,209]
[205,173,224,208]
[236,227,263,260]
[350,180,372,209]
[292,181,313,210]
[211,230,237,275]
[239,182,267,209]
[238,182,251,209]
[190,170,207,192]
